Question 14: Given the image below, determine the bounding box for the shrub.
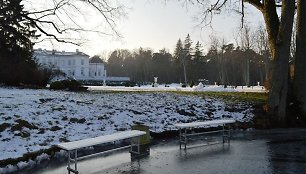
[50,81,66,90]
[50,80,87,91]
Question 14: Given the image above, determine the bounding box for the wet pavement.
[26,129,306,174]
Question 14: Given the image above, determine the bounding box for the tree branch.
[23,0,124,45]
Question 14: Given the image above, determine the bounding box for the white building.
[34,49,106,81]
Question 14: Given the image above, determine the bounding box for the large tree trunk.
[262,0,295,124]
[294,0,306,119]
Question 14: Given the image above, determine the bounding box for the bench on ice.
[57,130,146,174]
[174,119,235,150]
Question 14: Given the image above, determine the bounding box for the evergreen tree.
[182,34,192,85]
[194,41,203,61]
[173,39,184,83]
[190,41,205,81]
[0,0,39,86]
[183,34,193,57]
[174,39,183,59]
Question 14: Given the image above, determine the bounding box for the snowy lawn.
[0,87,256,163]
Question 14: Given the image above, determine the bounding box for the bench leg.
[68,151,70,174]
[179,128,182,149]
[228,124,231,143]
[137,137,140,154]
[184,128,187,150]
[222,124,225,143]
[67,150,79,174]
[75,150,78,172]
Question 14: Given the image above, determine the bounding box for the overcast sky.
[33,0,264,57]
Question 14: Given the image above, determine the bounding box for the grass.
[91,90,268,104]
[184,91,268,103]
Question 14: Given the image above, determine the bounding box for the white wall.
[89,63,106,80]
[34,49,94,81]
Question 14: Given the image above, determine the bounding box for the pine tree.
[174,39,184,83]
[183,34,192,58]
[182,34,193,85]
[0,0,39,85]
[194,41,203,61]
[174,39,183,59]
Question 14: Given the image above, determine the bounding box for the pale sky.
[33,0,264,57]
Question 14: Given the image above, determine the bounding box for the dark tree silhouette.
[0,0,40,86]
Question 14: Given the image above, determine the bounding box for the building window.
[68,59,71,66]
[81,68,84,76]
[61,60,65,66]
[72,59,75,65]
[81,59,84,65]
[98,69,101,76]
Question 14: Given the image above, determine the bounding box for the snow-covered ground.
[0,86,256,167]
[88,83,267,93]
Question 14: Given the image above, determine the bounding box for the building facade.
[34,49,106,81]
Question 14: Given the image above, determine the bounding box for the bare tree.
[219,37,228,85]
[23,0,126,45]
[189,0,296,124]
[238,24,255,86]
[254,24,271,84]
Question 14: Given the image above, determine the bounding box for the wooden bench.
[57,130,146,174]
[174,119,235,150]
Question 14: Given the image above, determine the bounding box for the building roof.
[89,56,104,63]
[34,49,89,57]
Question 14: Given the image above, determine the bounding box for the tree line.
[104,26,271,86]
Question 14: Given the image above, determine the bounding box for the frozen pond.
[25,129,306,174]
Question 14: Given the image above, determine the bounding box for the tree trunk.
[264,56,270,82]
[265,0,295,124]
[244,51,250,86]
[294,0,306,119]
[183,62,187,85]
